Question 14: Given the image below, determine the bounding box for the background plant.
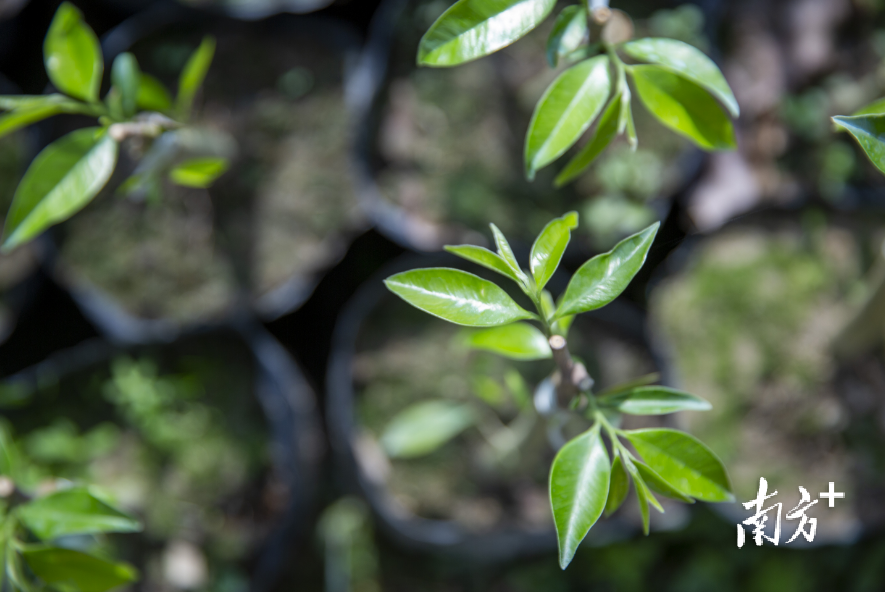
[384,212,733,568]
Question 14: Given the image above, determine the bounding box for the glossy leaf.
[554,222,659,319]
[627,464,653,534]
[490,223,527,283]
[384,267,536,327]
[22,547,138,592]
[621,38,739,117]
[633,461,694,503]
[526,56,612,177]
[137,74,173,112]
[604,454,629,516]
[465,323,551,360]
[177,36,216,117]
[168,157,229,188]
[550,424,610,569]
[418,0,556,67]
[44,3,103,102]
[381,400,475,458]
[444,244,524,284]
[625,428,734,502]
[546,5,588,67]
[111,53,140,118]
[18,488,141,540]
[631,65,735,150]
[3,128,117,251]
[597,386,711,415]
[832,114,885,175]
[555,95,621,186]
[530,211,578,290]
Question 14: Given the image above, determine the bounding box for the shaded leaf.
[168,157,228,188]
[596,373,661,397]
[445,244,524,284]
[597,386,711,415]
[832,114,885,175]
[177,36,216,118]
[555,95,621,186]
[44,3,103,102]
[554,222,658,319]
[633,461,694,503]
[418,0,556,67]
[22,546,138,592]
[381,400,475,458]
[503,368,531,408]
[625,428,733,502]
[621,38,739,117]
[854,97,885,116]
[624,461,655,534]
[137,74,173,112]
[631,65,735,150]
[550,424,610,569]
[530,211,578,290]
[384,267,536,327]
[0,104,63,140]
[604,454,629,516]
[111,53,140,118]
[546,5,588,67]
[18,488,141,540]
[3,128,117,251]
[465,323,551,360]
[526,56,612,177]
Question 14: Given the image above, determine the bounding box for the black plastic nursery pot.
[352,0,708,254]
[326,252,693,563]
[0,321,322,592]
[47,3,367,343]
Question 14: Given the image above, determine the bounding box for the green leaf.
[0,104,63,140]
[625,463,654,534]
[503,368,531,408]
[596,373,661,396]
[554,222,659,319]
[111,53,140,118]
[380,400,475,458]
[444,244,525,284]
[633,461,694,503]
[417,0,556,67]
[43,3,103,102]
[137,74,173,112]
[546,5,588,68]
[530,211,578,290]
[604,454,629,517]
[176,36,216,118]
[168,157,229,188]
[631,65,735,150]
[597,386,711,415]
[832,114,885,175]
[550,424,610,569]
[22,547,138,592]
[555,95,621,186]
[490,223,527,283]
[622,90,637,149]
[465,323,551,360]
[621,38,739,117]
[525,56,612,177]
[3,128,118,251]
[384,268,536,327]
[854,97,885,116]
[18,488,141,540]
[624,428,733,502]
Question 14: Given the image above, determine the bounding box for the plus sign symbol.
[819,482,845,507]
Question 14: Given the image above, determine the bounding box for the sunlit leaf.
[625,428,734,502]
[554,222,658,319]
[525,56,612,177]
[22,546,138,592]
[465,322,551,360]
[177,36,216,118]
[43,2,103,102]
[18,488,141,540]
[111,53,140,118]
[168,157,228,188]
[555,95,621,186]
[853,97,885,116]
[832,114,885,175]
[631,65,735,150]
[550,424,610,569]
[621,38,739,117]
[0,104,63,140]
[604,454,629,516]
[445,244,524,284]
[384,267,536,327]
[381,400,475,458]
[418,0,556,66]
[137,74,173,112]
[2,128,117,251]
[633,461,694,503]
[490,223,527,284]
[529,211,578,290]
[597,386,711,415]
[546,5,588,67]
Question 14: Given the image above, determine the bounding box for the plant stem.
[548,335,593,407]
